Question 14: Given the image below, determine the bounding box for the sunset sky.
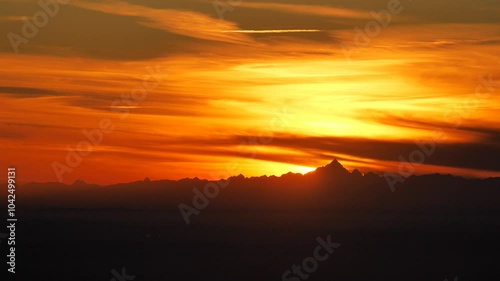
[0,0,499,184]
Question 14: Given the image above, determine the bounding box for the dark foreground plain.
[9,210,500,281]
[4,160,500,281]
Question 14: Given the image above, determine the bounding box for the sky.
[0,0,499,184]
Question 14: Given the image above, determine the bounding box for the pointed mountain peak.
[314,159,350,177]
[324,159,347,171]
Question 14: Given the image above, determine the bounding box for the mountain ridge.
[21,159,500,188]
[14,159,500,214]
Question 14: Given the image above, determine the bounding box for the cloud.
[226,134,500,173]
[71,0,254,45]
[238,2,372,19]
[373,115,500,145]
[109,131,500,174]
[0,86,61,97]
[222,29,321,34]
[0,16,27,21]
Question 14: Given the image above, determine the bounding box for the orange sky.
[0,0,499,184]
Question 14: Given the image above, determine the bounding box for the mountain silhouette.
[18,159,500,212]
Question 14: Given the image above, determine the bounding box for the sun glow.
[292,166,317,175]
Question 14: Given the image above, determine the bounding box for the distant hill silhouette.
[18,159,500,212]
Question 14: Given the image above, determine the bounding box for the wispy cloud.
[222,29,322,34]
[71,0,254,44]
[238,2,372,19]
[0,16,28,21]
